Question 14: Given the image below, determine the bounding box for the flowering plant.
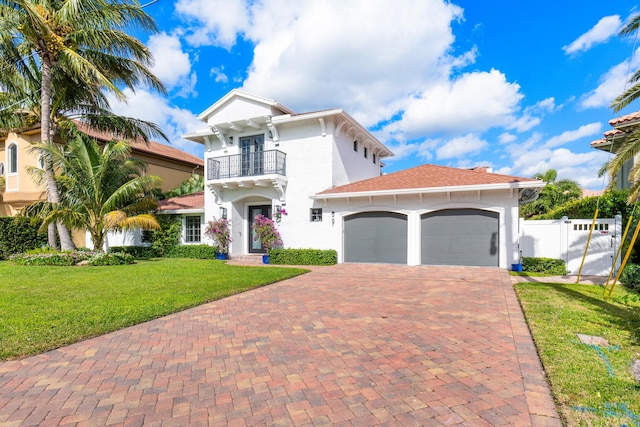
[252,214,282,254]
[205,218,231,253]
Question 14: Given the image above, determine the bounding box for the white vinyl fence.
[519,216,622,276]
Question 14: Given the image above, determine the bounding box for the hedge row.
[269,248,337,265]
[108,244,218,259]
[0,217,47,260]
[10,250,134,266]
[521,257,567,275]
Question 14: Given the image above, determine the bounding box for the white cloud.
[210,67,229,83]
[174,0,249,48]
[581,47,640,109]
[499,133,517,144]
[436,134,488,159]
[106,88,204,157]
[147,32,193,92]
[544,122,602,148]
[563,15,622,55]
[175,0,468,128]
[386,69,523,137]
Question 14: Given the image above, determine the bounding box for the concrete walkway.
[0,264,561,426]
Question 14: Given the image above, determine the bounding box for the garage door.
[421,209,499,266]
[344,212,407,264]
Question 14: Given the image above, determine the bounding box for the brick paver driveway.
[0,264,560,426]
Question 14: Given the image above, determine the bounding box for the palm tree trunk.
[41,58,75,250]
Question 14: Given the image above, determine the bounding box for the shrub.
[522,257,567,275]
[269,248,337,265]
[108,246,160,259]
[251,215,282,254]
[205,218,231,253]
[149,216,182,256]
[88,252,135,266]
[165,244,217,259]
[0,217,47,260]
[620,263,640,292]
[10,250,92,266]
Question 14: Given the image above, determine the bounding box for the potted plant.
[252,214,282,263]
[205,218,231,259]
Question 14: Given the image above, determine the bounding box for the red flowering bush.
[252,214,282,254]
[205,218,231,253]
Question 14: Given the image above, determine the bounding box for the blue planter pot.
[262,255,270,264]
[511,263,523,272]
[215,253,228,260]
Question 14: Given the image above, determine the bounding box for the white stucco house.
[182,90,545,267]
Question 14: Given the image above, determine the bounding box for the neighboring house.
[0,124,204,247]
[157,191,205,246]
[184,90,544,267]
[591,110,640,190]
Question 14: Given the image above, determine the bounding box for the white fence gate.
[519,216,622,276]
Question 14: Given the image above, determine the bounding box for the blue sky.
[110,0,640,190]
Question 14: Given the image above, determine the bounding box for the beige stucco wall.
[1,131,203,216]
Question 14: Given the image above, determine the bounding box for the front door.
[249,205,272,253]
[241,135,264,176]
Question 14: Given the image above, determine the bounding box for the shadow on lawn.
[525,281,640,346]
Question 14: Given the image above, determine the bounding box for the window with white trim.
[185,216,201,243]
[8,144,17,174]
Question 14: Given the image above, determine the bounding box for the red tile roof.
[157,192,204,211]
[609,111,640,126]
[75,122,203,167]
[317,164,539,195]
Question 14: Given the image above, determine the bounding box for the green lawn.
[0,258,307,361]
[516,282,640,426]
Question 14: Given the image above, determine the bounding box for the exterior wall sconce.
[274,204,287,223]
[220,207,227,220]
[268,130,273,139]
[331,211,335,226]
[228,135,233,144]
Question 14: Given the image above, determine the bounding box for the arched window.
[7,143,17,174]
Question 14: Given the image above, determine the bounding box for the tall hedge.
[0,217,47,260]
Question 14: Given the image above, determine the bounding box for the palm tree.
[611,13,640,113]
[521,169,582,218]
[163,174,205,199]
[23,127,162,250]
[0,0,166,249]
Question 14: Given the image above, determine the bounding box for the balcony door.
[241,135,264,176]
[249,205,272,253]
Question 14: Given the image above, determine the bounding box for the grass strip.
[515,282,640,426]
[0,258,307,361]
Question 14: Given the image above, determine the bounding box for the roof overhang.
[156,208,204,215]
[311,180,545,201]
[197,90,294,122]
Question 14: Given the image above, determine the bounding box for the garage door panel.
[344,212,407,264]
[421,209,498,266]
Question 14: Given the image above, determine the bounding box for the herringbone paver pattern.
[0,264,560,426]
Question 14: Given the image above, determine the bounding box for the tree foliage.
[0,0,167,249]
[163,174,204,199]
[21,129,162,250]
[520,169,582,219]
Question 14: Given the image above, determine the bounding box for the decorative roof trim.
[311,180,545,200]
[197,89,294,122]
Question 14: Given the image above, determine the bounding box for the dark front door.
[249,205,272,253]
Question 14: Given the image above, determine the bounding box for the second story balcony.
[207,149,286,180]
